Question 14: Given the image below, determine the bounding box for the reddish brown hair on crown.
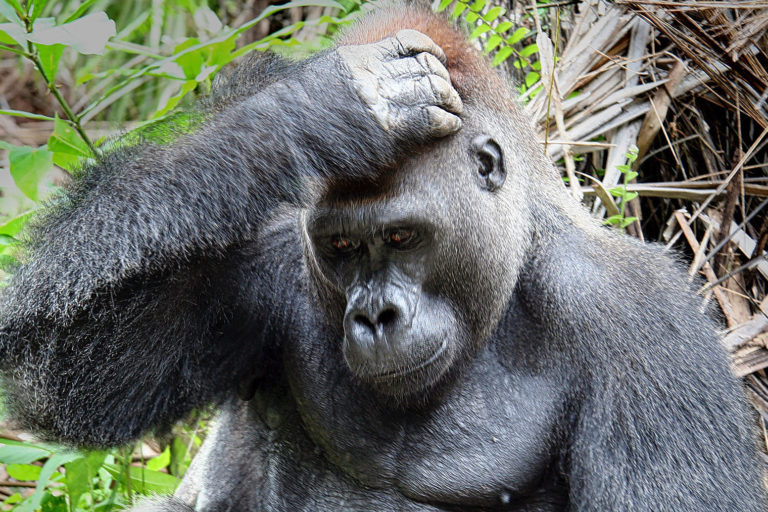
[337,2,511,109]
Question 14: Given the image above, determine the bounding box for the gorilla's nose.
[351,306,399,341]
[343,297,410,363]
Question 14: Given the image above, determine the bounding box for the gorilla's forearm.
[3,56,389,329]
[0,55,403,446]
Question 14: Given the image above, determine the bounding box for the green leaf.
[0,210,37,236]
[0,28,17,44]
[495,21,512,33]
[624,191,639,201]
[519,42,539,58]
[620,217,638,228]
[2,493,22,505]
[9,145,54,202]
[469,0,485,12]
[146,447,170,471]
[507,26,529,45]
[173,38,204,80]
[205,36,237,68]
[605,215,623,225]
[524,71,540,87]
[64,451,106,508]
[152,80,197,119]
[491,46,515,66]
[169,436,190,476]
[6,463,43,481]
[0,1,22,24]
[35,42,65,81]
[450,2,467,19]
[103,463,180,494]
[437,0,453,12]
[512,58,529,69]
[40,493,67,512]
[464,11,479,23]
[482,6,504,22]
[27,0,49,21]
[49,116,92,171]
[0,22,26,45]
[49,117,92,157]
[63,0,101,23]
[18,451,83,512]
[0,108,56,121]
[469,24,491,40]
[483,33,502,54]
[29,12,116,55]
[625,171,638,181]
[0,445,50,464]
[608,186,625,197]
[616,164,630,173]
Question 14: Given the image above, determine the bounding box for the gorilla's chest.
[283,337,566,508]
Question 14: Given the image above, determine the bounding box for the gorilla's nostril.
[354,314,375,333]
[377,308,397,327]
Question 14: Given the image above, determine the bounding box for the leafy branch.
[437,0,542,94]
[605,145,640,230]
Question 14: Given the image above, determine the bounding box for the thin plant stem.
[20,12,99,157]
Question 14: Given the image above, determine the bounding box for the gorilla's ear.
[471,134,506,192]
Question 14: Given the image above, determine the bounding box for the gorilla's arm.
[0,33,461,447]
[520,218,764,510]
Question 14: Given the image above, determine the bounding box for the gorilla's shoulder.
[519,220,719,355]
[524,221,692,304]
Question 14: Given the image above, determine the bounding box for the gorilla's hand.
[337,29,463,139]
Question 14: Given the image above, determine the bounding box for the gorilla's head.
[302,109,540,397]
[299,5,562,398]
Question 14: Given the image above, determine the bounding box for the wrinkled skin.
[0,6,765,512]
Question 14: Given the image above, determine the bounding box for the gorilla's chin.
[348,338,454,398]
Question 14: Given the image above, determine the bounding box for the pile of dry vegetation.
[521,0,767,451]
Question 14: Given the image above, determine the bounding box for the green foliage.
[605,145,640,230]
[0,437,184,511]
[0,0,362,262]
[437,0,549,97]
[0,0,363,509]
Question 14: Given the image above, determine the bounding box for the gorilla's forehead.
[307,185,448,235]
[313,140,470,217]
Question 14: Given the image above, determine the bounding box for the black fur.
[0,7,765,511]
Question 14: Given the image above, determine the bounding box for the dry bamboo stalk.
[595,19,651,221]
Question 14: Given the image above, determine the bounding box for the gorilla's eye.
[386,229,416,248]
[332,236,358,252]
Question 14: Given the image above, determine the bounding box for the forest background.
[0,0,766,510]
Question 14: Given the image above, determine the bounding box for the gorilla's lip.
[370,339,448,381]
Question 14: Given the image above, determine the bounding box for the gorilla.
[0,3,764,511]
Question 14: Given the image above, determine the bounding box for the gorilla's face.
[304,121,532,398]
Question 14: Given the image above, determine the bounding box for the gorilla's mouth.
[370,339,449,382]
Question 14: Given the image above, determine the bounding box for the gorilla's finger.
[427,75,463,115]
[384,52,451,82]
[415,52,451,83]
[383,53,450,82]
[379,75,461,116]
[423,105,462,137]
[389,29,447,64]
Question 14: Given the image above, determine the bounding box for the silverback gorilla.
[0,3,765,511]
